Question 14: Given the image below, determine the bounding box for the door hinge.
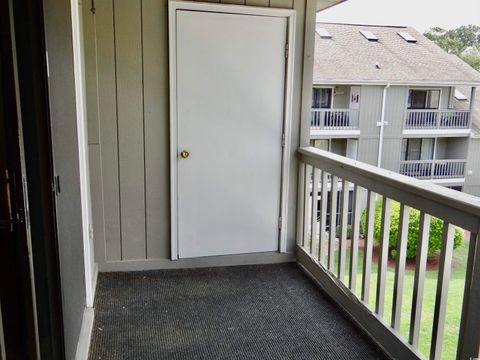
[281,133,286,148]
[52,175,61,196]
[278,216,283,230]
[285,43,289,59]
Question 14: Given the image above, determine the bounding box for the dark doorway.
[0,0,64,358]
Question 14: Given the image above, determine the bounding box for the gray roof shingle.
[313,23,480,85]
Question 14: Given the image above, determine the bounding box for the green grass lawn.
[332,239,469,359]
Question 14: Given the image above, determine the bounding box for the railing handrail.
[298,147,480,232]
[406,109,470,113]
[400,159,467,164]
[311,108,357,112]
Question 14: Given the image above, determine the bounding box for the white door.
[174,9,288,258]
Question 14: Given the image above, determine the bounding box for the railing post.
[296,161,306,246]
[457,232,480,360]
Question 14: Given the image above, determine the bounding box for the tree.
[424,25,480,71]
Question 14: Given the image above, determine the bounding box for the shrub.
[360,197,463,259]
[336,224,353,239]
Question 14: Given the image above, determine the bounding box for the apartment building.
[311,23,480,195]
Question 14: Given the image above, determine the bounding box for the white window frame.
[407,87,443,110]
[312,85,334,109]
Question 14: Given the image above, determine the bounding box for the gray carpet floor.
[89,263,387,360]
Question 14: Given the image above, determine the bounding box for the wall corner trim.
[74,308,94,360]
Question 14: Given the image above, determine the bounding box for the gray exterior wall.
[43,0,87,358]
[357,85,383,165]
[84,0,307,269]
[436,137,469,159]
[381,86,407,171]
[464,137,480,196]
[332,85,349,108]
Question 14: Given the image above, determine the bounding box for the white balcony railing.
[311,109,359,130]
[399,159,467,179]
[297,147,480,360]
[405,110,470,130]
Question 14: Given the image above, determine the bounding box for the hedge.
[360,197,463,259]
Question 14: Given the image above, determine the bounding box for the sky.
[317,0,480,32]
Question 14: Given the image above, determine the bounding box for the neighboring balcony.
[404,110,471,136]
[311,109,360,136]
[399,159,467,180]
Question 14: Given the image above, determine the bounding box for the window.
[312,88,332,109]
[312,139,357,160]
[312,139,329,151]
[408,89,440,109]
[401,138,434,161]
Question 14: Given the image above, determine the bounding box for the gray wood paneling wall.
[83,0,304,268]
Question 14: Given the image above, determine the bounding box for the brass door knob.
[180,150,190,159]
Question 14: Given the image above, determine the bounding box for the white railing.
[399,159,466,179]
[297,147,480,360]
[311,109,359,130]
[405,110,470,129]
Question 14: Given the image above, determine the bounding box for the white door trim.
[168,1,295,260]
[70,0,95,307]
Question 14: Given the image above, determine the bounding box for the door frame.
[168,1,295,260]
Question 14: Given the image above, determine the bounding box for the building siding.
[464,138,480,196]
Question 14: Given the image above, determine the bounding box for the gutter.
[377,83,390,167]
[313,80,480,87]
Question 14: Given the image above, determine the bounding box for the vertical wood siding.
[381,86,406,171]
[95,0,122,260]
[84,0,301,265]
[114,0,146,260]
[142,0,170,259]
[464,138,480,196]
[357,86,383,166]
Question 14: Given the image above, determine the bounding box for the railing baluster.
[376,197,392,318]
[349,184,361,293]
[392,204,410,330]
[338,179,350,282]
[328,176,339,271]
[298,147,480,360]
[318,170,328,265]
[409,212,431,348]
[310,168,320,257]
[430,222,456,360]
[405,110,470,129]
[303,165,312,249]
[456,232,480,360]
[297,161,306,246]
[362,190,376,304]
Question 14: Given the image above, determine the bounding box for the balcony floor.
[88,263,386,360]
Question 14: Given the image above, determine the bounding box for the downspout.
[377,83,390,167]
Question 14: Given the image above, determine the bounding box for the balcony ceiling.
[317,0,347,12]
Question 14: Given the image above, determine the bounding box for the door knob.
[180,150,190,159]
